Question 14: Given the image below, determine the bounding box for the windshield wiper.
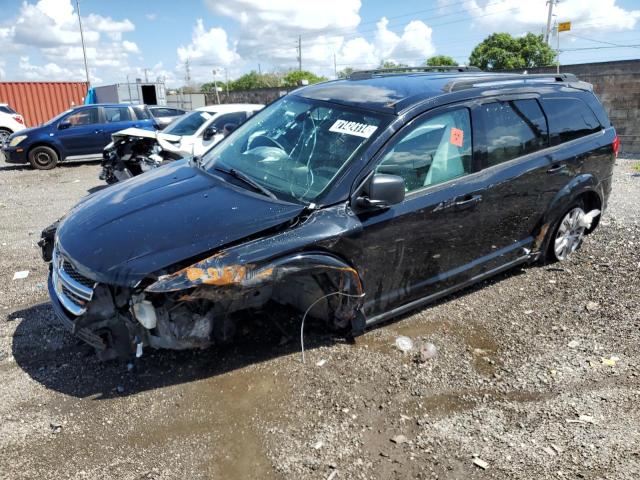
[213,166,277,200]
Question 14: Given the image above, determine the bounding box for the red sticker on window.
[450,127,464,147]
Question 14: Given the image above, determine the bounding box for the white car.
[0,104,26,145]
[120,104,263,157]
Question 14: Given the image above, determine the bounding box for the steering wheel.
[248,134,286,152]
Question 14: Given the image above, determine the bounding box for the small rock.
[50,421,62,434]
[390,434,408,444]
[12,270,29,280]
[312,440,324,450]
[472,458,489,470]
[316,359,327,367]
[416,342,437,363]
[568,340,580,348]
[524,309,534,315]
[395,336,413,353]
[585,301,599,312]
[543,446,557,456]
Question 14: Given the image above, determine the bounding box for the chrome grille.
[52,249,96,316]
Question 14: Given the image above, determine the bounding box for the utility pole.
[75,0,90,85]
[297,35,302,71]
[144,68,149,83]
[224,68,229,99]
[333,52,337,79]
[544,0,556,45]
[212,69,220,105]
[555,21,560,74]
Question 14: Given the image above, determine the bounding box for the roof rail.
[445,73,582,92]
[349,65,481,80]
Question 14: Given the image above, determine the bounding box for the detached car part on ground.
[100,104,263,184]
[40,68,616,361]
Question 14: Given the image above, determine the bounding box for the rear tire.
[28,145,58,170]
[545,199,587,263]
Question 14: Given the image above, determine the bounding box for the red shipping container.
[0,82,89,128]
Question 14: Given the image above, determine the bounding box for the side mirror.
[202,126,218,141]
[58,120,71,130]
[356,174,405,210]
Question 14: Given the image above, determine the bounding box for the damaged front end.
[100,128,184,185]
[41,221,365,361]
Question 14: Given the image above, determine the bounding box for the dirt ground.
[0,158,638,480]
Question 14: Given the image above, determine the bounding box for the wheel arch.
[27,142,63,162]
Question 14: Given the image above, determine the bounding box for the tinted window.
[0,105,16,114]
[541,97,601,145]
[211,112,248,130]
[132,105,152,120]
[66,108,99,126]
[150,107,181,117]
[479,99,548,167]
[376,108,473,192]
[104,106,132,123]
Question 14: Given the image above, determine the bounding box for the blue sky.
[1,0,639,86]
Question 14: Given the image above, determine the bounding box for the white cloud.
[461,0,640,31]
[4,0,137,83]
[145,13,158,21]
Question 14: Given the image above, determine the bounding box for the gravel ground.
[0,158,638,479]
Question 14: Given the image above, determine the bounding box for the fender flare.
[533,173,603,252]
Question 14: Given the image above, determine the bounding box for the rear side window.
[479,99,548,167]
[540,98,601,145]
[132,105,152,120]
[376,108,473,192]
[0,105,16,114]
[104,106,132,123]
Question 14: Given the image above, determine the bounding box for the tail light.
[12,115,24,125]
[612,134,620,158]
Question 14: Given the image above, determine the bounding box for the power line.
[565,33,640,50]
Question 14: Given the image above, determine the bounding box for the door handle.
[454,194,482,209]
[547,163,566,174]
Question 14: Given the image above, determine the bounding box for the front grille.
[62,260,95,288]
[52,249,96,316]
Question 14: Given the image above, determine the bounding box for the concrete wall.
[205,87,292,108]
[504,59,640,154]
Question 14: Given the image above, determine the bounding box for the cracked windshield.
[202,97,387,202]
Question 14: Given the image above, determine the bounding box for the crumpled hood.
[56,160,305,286]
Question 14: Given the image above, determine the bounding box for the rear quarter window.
[0,106,16,114]
[132,105,152,120]
[540,97,602,146]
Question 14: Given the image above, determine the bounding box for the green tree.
[425,55,457,67]
[229,71,281,90]
[469,32,555,70]
[379,60,409,69]
[282,70,328,87]
[337,67,354,79]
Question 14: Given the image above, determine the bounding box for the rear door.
[56,107,103,156]
[102,105,136,140]
[469,96,552,271]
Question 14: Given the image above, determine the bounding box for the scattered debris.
[312,440,324,450]
[316,359,327,367]
[12,270,29,280]
[472,457,489,470]
[567,415,595,424]
[543,446,557,456]
[327,471,338,480]
[416,341,437,363]
[395,336,413,353]
[586,301,600,312]
[524,309,534,314]
[568,340,580,348]
[390,434,408,444]
[601,356,619,367]
[49,421,62,434]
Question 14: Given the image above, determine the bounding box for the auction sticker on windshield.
[329,120,378,138]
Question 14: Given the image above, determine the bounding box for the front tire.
[0,128,12,145]
[546,202,587,262]
[28,145,58,170]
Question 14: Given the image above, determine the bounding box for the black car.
[40,67,617,360]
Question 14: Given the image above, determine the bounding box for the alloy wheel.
[554,207,586,261]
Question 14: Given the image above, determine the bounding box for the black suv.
[40,67,617,360]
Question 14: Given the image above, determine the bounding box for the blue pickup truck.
[2,103,157,169]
